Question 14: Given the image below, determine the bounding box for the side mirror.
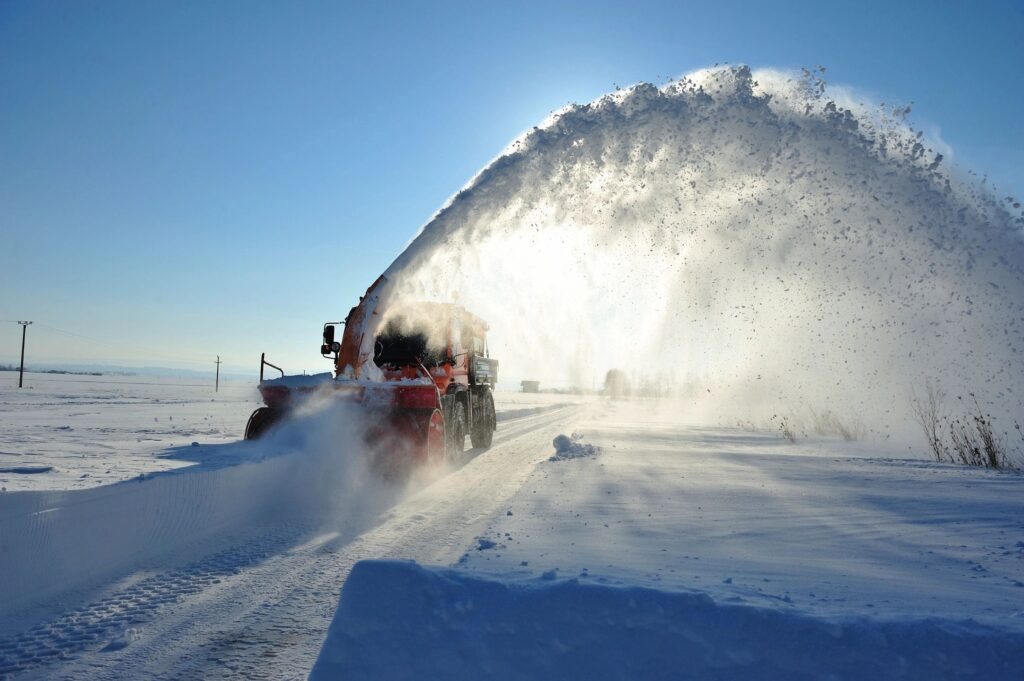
[322,325,340,356]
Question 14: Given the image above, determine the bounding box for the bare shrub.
[910,382,947,462]
[911,385,1019,470]
[770,414,797,443]
[807,407,867,441]
[735,419,759,432]
[603,369,632,400]
[947,395,1008,470]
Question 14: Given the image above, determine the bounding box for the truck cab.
[329,302,498,453]
[247,278,497,474]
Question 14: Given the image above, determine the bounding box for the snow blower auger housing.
[244,276,498,475]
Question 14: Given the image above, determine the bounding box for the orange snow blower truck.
[244,275,498,472]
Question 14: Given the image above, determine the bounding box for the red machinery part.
[395,384,441,410]
[365,407,445,476]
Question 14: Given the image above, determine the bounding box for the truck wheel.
[470,390,495,449]
[447,401,467,460]
[425,408,446,465]
[245,407,279,440]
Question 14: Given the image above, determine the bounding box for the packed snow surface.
[315,402,1024,679]
[0,374,582,678]
[314,560,1023,681]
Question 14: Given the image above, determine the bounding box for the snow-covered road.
[0,387,586,679]
[3,377,1023,679]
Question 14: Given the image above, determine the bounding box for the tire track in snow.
[0,523,308,679]
[28,404,584,680]
[168,404,584,680]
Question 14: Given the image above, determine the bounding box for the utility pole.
[215,355,221,393]
[17,321,32,388]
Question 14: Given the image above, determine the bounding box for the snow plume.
[257,393,395,524]
[378,65,1024,434]
[264,389,455,520]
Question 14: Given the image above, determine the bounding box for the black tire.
[245,406,280,440]
[447,401,467,460]
[470,390,495,449]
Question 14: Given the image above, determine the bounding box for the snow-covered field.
[1,377,1021,678]
[0,373,570,492]
[0,373,258,492]
[461,403,1024,626]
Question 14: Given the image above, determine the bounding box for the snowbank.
[0,446,306,619]
[311,559,1024,681]
[0,396,382,625]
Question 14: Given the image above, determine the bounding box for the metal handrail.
[260,352,285,382]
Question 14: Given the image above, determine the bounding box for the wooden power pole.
[17,321,32,388]
[215,355,221,392]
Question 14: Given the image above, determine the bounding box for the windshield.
[373,318,445,368]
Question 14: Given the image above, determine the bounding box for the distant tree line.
[602,368,676,400]
[0,364,103,376]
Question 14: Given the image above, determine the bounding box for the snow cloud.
[373,66,1024,434]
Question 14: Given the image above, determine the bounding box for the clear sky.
[2,0,1022,375]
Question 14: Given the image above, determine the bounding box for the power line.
[6,319,245,374]
[24,321,215,364]
[31,321,105,342]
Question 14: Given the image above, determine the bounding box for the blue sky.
[2,0,1022,375]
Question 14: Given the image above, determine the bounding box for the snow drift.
[312,559,1024,681]
[0,395,394,625]
[373,66,1024,434]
